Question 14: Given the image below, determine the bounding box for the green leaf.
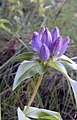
[48,61,77,107]
[69,78,77,106]
[0,24,11,34]
[38,112,60,120]
[58,61,75,71]
[0,19,10,24]
[59,55,77,70]
[18,107,31,120]
[12,52,35,62]
[24,106,63,120]
[48,61,67,75]
[13,60,44,90]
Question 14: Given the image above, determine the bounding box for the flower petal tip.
[51,26,60,43]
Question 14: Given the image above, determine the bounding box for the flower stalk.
[24,74,43,114]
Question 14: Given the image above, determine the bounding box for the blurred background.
[0,0,77,120]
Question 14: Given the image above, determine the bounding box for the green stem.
[24,74,43,114]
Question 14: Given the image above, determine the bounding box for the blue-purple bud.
[32,32,42,53]
[41,28,52,48]
[51,26,60,43]
[59,37,70,56]
[50,37,62,56]
[39,44,50,61]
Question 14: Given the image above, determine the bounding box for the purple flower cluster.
[32,26,70,61]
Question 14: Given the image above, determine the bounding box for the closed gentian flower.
[32,32,42,53]
[51,26,60,43]
[39,43,50,61]
[32,26,70,61]
[50,26,70,56]
[59,37,70,56]
[41,28,52,48]
[51,37,62,56]
[50,36,70,56]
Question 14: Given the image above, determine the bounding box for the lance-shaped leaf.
[18,107,31,120]
[48,61,77,107]
[48,61,67,75]
[13,60,44,90]
[12,52,35,62]
[69,78,77,105]
[59,55,77,70]
[24,106,63,120]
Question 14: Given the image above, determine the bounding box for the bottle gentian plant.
[13,26,77,120]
